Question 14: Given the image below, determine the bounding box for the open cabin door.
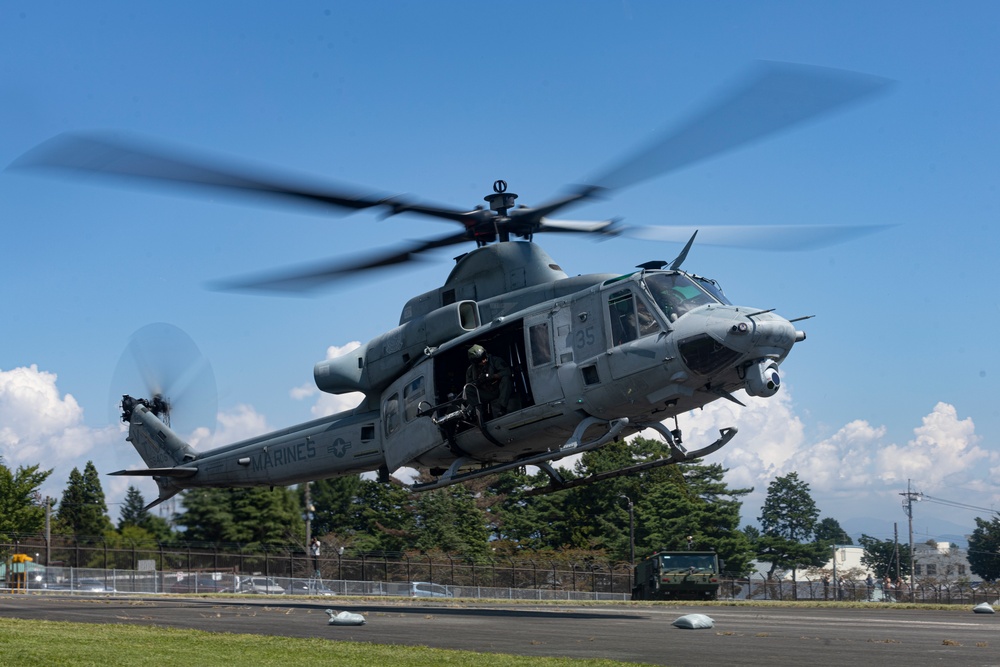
[431,320,536,426]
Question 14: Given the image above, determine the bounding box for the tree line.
[6,438,999,579]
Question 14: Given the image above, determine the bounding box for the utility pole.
[893,522,900,581]
[619,495,635,566]
[900,479,921,599]
[44,497,53,567]
[304,481,313,547]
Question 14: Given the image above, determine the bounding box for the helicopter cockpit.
[643,272,730,323]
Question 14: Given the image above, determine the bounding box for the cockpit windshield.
[644,272,723,322]
[692,276,731,305]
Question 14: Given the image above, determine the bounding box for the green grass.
[0,617,652,667]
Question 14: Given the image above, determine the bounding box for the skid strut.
[523,424,738,497]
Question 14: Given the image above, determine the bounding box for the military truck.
[631,550,722,600]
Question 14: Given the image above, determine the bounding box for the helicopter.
[9,62,890,509]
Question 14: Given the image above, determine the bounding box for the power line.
[919,494,999,516]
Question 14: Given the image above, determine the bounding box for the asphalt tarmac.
[2,594,999,666]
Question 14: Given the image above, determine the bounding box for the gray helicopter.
[10,62,890,508]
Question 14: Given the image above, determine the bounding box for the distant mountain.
[840,516,970,548]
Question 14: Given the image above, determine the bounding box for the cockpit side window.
[645,272,720,322]
[608,289,637,346]
[607,288,660,347]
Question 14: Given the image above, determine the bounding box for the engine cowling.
[314,300,479,395]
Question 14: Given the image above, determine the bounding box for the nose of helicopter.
[739,309,802,358]
[673,306,803,376]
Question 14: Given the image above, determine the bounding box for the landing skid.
[523,423,738,497]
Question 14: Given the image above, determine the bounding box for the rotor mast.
[483,179,518,243]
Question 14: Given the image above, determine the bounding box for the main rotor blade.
[588,61,892,192]
[622,223,893,251]
[211,230,472,294]
[9,132,482,225]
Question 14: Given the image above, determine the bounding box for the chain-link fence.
[1,533,631,599]
[5,534,997,604]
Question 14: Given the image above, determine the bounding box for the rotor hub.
[484,179,517,216]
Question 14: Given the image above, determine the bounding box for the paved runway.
[2,594,999,666]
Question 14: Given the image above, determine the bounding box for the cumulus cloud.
[875,402,988,489]
[675,388,991,525]
[0,364,119,503]
[682,389,805,490]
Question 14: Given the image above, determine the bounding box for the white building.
[912,541,972,581]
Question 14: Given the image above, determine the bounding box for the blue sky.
[2,2,997,544]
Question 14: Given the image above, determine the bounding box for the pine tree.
[118,486,148,529]
[117,485,173,542]
[0,458,52,535]
[965,517,1000,582]
[346,479,415,553]
[635,461,754,574]
[757,471,828,577]
[485,437,755,570]
[175,487,304,546]
[814,517,853,547]
[230,487,304,545]
[56,461,112,540]
[859,533,911,580]
[413,485,491,561]
[306,475,362,538]
[174,488,237,544]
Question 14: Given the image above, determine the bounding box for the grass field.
[0,617,653,667]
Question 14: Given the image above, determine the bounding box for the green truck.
[631,550,722,601]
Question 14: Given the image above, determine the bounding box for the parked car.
[239,576,285,595]
[170,575,233,594]
[43,577,116,592]
[408,582,452,598]
[285,579,335,596]
[79,577,118,592]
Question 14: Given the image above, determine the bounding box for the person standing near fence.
[310,537,321,578]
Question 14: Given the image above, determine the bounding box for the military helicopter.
[10,62,889,508]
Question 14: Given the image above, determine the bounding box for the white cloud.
[875,402,988,489]
[681,388,806,491]
[0,364,120,503]
[213,404,271,444]
[673,388,992,528]
[309,392,365,419]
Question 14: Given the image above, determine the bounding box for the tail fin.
[114,395,199,507]
[120,395,197,469]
